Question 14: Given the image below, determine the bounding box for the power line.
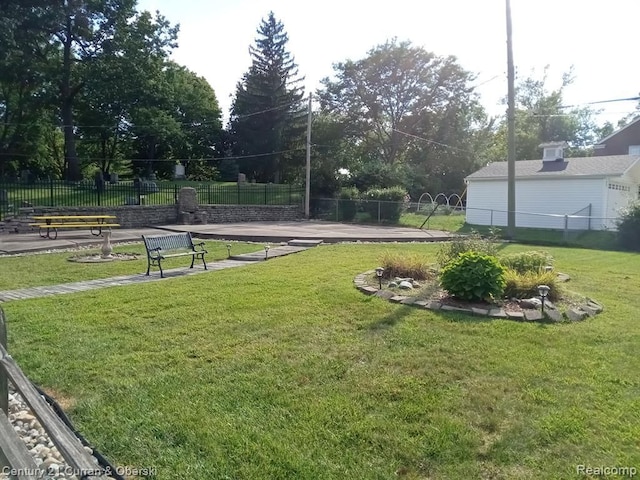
[560,95,640,109]
[392,128,476,156]
[0,147,305,162]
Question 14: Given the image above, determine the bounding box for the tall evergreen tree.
[229,12,305,183]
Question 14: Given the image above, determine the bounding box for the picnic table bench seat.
[142,232,208,278]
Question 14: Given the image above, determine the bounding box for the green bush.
[499,251,553,274]
[436,229,501,267]
[363,186,407,222]
[617,202,640,251]
[503,269,561,301]
[338,187,359,221]
[379,251,435,280]
[439,252,506,301]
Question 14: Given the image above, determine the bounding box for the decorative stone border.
[354,270,603,322]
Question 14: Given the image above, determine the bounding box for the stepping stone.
[375,290,396,300]
[489,308,507,318]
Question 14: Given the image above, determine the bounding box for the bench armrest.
[194,241,206,250]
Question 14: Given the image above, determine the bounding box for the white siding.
[605,181,637,229]
[466,177,607,230]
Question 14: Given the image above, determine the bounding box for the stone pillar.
[177,187,198,213]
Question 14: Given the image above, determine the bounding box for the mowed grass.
[1,243,639,479]
[400,212,620,250]
[0,241,260,290]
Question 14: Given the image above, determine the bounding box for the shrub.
[379,251,435,280]
[617,202,640,251]
[439,252,506,301]
[499,251,553,274]
[436,229,501,267]
[363,186,407,222]
[503,269,561,301]
[338,187,359,221]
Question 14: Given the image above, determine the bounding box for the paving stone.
[488,308,507,318]
[471,307,489,316]
[524,310,543,321]
[413,300,429,307]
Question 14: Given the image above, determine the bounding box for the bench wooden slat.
[0,411,40,480]
[142,232,207,277]
[29,223,120,228]
[0,346,105,479]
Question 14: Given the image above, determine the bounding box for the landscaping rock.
[425,301,442,310]
[398,281,413,289]
[519,298,542,309]
[375,290,396,300]
[489,308,507,318]
[567,308,588,321]
[543,299,556,310]
[358,286,378,295]
[400,297,417,305]
[581,304,599,317]
[390,295,407,303]
[387,281,398,288]
[506,311,525,320]
[524,310,543,321]
[557,272,571,282]
[544,308,564,322]
[441,305,473,314]
[586,298,604,313]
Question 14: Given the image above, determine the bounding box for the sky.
[136,0,640,127]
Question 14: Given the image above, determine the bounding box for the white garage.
[465,151,640,231]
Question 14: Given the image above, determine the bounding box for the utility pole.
[506,0,516,239]
[305,93,312,219]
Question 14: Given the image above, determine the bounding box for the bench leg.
[146,258,151,276]
[190,255,195,269]
[158,260,164,278]
[201,254,207,270]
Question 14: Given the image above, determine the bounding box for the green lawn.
[0,241,259,290]
[400,212,620,250]
[1,243,638,479]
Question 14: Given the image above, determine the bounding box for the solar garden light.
[375,267,385,290]
[538,285,550,313]
[264,245,270,259]
[226,244,232,258]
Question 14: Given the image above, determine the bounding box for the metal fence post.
[0,307,8,415]
[264,184,267,205]
[490,209,493,226]
[49,177,54,207]
[377,201,381,223]
[563,215,569,242]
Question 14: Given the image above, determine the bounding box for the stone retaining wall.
[22,204,302,228]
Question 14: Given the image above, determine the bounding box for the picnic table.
[30,215,120,240]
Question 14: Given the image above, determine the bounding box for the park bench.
[29,215,119,239]
[142,232,208,278]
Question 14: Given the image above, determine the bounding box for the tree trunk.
[60,20,81,181]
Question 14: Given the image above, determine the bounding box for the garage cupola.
[539,141,568,162]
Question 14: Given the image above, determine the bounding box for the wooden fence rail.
[0,307,105,479]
